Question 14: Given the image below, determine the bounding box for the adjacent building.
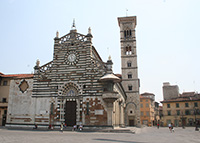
[140,92,155,126]
[161,82,200,127]
[158,106,163,126]
[0,73,33,126]
[0,72,9,126]
[154,101,160,126]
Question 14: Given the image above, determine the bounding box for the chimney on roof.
[163,82,170,86]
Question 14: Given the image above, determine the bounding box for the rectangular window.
[3,81,7,86]
[196,109,200,115]
[4,110,7,115]
[146,103,149,107]
[167,110,171,116]
[140,104,143,108]
[174,119,179,127]
[141,111,143,116]
[167,104,170,108]
[128,74,132,79]
[194,102,198,107]
[86,102,89,115]
[185,103,189,107]
[127,62,132,67]
[128,85,132,91]
[185,110,190,115]
[176,103,179,108]
[167,120,171,125]
[146,111,149,116]
[2,98,6,103]
[176,110,180,115]
[50,103,54,115]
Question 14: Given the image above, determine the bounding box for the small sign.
[95,110,103,115]
[40,110,46,114]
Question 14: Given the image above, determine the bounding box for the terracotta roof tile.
[141,92,155,96]
[0,74,33,78]
[181,92,195,97]
[140,96,147,99]
[161,96,200,103]
[140,95,154,100]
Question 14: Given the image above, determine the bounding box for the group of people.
[168,123,175,133]
[60,123,83,132]
[33,123,83,132]
[72,124,83,131]
[156,122,175,133]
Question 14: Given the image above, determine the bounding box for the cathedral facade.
[6,16,140,128]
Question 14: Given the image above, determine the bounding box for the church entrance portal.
[65,101,77,126]
[129,119,135,126]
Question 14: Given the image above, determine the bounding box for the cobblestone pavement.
[0,127,199,143]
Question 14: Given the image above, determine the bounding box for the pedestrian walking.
[168,123,172,132]
[171,123,175,132]
[33,124,38,129]
[60,123,64,133]
[157,123,159,129]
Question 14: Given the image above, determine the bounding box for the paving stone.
[0,127,200,143]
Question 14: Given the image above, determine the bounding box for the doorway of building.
[2,115,6,126]
[129,119,134,126]
[142,120,148,126]
[181,118,186,126]
[65,101,76,126]
[174,119,179,127]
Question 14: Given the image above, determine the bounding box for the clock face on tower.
[68,53,76,62]
[65,51,79,65]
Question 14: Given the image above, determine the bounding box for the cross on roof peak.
[71,19,76,30]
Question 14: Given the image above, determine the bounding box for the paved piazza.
[0,127,199,143]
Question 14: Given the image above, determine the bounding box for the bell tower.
[118,16,140,127]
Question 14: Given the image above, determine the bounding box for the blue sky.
[1,0,200,102]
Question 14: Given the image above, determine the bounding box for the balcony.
[0,102,8,107]
[102,91,120,103]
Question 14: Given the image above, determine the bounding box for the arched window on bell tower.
[125,46,132,55]
[124,30,126,38]
[124,30,132,38]
[127,61,132,67]
[128,85,133,91]
[128,72,132,79]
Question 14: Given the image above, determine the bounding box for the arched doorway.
[125,102,137,126]
[129,118,135,126]
[58,82,81,126]
[64,89,77,126]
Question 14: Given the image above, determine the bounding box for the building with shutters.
[161,82,200,127]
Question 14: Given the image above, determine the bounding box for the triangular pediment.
[59,31,87,44]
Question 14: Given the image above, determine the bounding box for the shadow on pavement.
[93,138,145,143]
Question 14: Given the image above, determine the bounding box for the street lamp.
[194,107,199,131]
[180,111,185,129]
